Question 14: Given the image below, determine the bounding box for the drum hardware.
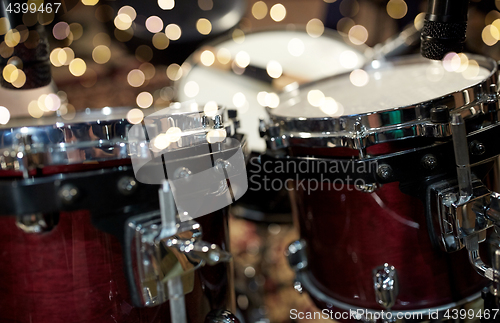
[258,120,500,186]
[117,176,138,195]
[204,309,241,323]
[125,180,232,318]
[287,254,482,322]
[373,264,399,312]
[15,213,50,233]
[261,54,498,153]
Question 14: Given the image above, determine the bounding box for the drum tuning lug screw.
[118,176,138,195]
[201,115,209,128]
[213,115,223,129]
[293,281,303,294]
[58,184,79,204]
[377,164,393,181]
[470,141,486,155]
[421,154,438,170]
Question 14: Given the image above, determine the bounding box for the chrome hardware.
[373,263,399,310]
[214,114,223,129]
[173,167,192,179]
[125,187,231,308]
[470,140,486,155]
[117,176,138,195]
[285,240,308,272]
[430,179,492,252]
[293,281,303,294]
[58,184,79,204]
[286,250,482,321]
[263,55,498,151]
[15,213,49,233]
[0,104,237,172]
[377,164,393,181]
[204,309,241,323]
[129,217,232,306]
[356,183,379,193]
[421,154,437,170]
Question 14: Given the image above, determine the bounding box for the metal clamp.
[125,213,231,307]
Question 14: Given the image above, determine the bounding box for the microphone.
[420,0,470,60]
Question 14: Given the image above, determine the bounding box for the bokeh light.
[152,32,169,49]
[232,29,245,44]
[217,48,231,64]
[307,89,325,107]
[158,0,175,10]
[270,3,286,22]
[234,51,250,68]
[196,18,212,35]
[204,101,218,116]
[69,58,86,76]
[288,38,304,57]
[387,0,408,19]
[92,45,111,64]
[306,18,324,38]
[165,24,181,40]
[348,25,369,45]
[146,16,164,33]
[0,106,10,125]
[349,69,369,87]
[184,81,199,97]
[128,69,146,87]
[200,50,215,66]
[137,92,153,108]
[127,108,144,124]
[252,1,268,20]
[5,29,20,47]
[53,22,70,40]
[118,5,137,20]
[166,63,183,80]
[266,60,283,78]
[114,14,133,30]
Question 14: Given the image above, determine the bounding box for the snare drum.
[175,28,368,153]
[0,106,241,323]
[263,54,500,320]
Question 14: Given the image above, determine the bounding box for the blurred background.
[2,0,500,322]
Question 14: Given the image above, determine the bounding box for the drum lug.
[125,215,231,307]
[372,263,399,310]
[15,213,53,233]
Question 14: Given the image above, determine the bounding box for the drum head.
[275,55,492,118]
[176,28,367,152]
[266,54,499,150]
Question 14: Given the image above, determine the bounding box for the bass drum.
[0,106,240,323]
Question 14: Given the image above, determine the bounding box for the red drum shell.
[0,208,233,323]
[292,180,487,312]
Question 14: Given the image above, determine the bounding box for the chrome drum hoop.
[0,105,236,172]
[265,54,499,151]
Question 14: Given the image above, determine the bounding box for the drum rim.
[0,104,236,172]
[264,53,499,151]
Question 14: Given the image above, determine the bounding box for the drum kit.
[3,1,500,323]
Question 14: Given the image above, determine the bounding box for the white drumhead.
[176,29,367,152]
[273,58,491,119]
